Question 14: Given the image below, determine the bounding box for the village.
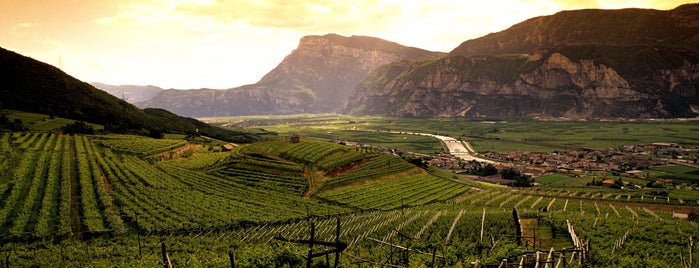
[427,142,699,185]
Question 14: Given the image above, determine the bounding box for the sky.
[0,0,693,89]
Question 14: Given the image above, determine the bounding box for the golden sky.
[0,0,693,89]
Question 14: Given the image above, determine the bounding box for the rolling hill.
[0,46,258,142]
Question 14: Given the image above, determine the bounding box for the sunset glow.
[0,0,693,89]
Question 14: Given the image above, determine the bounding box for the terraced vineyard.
[318,173,475,210]
[0,132,697,267]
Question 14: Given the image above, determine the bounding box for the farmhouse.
[290,133,304,143]
[601,179,617,187]
[221,143,236,151]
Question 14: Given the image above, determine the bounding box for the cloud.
[17,22,37,28]
[93,0,409,34]
[29,0,696,88]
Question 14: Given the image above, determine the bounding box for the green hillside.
[0,47,259,142]
[1,132,696,267]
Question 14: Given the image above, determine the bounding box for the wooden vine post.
[275,216,347,268]
[161,242,172,268]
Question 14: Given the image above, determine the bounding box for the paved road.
[386,131,495,164]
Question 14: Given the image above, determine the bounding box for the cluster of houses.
[429,142,698,179]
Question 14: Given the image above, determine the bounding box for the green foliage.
[0,111,25,131]
[61,121,95,135]
[464,161,498,176]
[501,168,533,187]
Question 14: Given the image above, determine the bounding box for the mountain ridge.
[344,45,699,119]
[138,34,445,117]
[0,46,259,142]
[90,83,164,104]
[449,4,699,57]
[345,4,699,119]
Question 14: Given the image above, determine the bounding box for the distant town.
[427,142,699,186]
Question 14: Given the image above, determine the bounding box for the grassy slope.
[0,47,258,142]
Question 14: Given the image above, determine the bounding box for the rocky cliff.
[138,34,444,117]
[345,4,699,119]
[345,46,699,119]
[450,4,699,57]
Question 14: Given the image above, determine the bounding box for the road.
[385,131,496,164]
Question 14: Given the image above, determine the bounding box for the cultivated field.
[1,115,698,267]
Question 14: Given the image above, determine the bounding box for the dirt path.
[303,166,315,199]
[147,143,198,160]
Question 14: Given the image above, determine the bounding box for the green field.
[208,114,699,153]
[649,165,699,182]
[4,110,104,131]
[534,174,571,185]
[1,115,698,267]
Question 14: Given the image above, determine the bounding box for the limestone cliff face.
[450,4,699,57]
[345,47,699,119]
[140,5,699,119]
[250,34,444,113]
[138,34,444,117]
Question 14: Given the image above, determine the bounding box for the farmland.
[207,114,699,152]
[1,115,698,267]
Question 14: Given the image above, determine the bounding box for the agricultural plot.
[277,139,371,171]
[15,200,695,267]
[226,114,699,152]
[4,110,102,132]
[321,154,416,190]
[318,173,474,210]
[649,165,699,183]
[0,130,697,267]
[0,133,355,237]
[93,134,186,156]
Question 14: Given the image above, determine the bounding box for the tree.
[465,161,498,176]
[61,121,94,134]
[147,128,164,139]
[0,113,25,131]
[500,168,533,187]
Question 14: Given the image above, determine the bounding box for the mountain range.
[9,4,699,121]
[133,4,699,119]
[89,83,163,103]
[345,4,699,118]
[135,34,444,117]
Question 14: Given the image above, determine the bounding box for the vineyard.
[0,132,697,267]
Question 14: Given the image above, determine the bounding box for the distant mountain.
[138,34,445,117]
[0,46,258,142]
[450,4,699,57]
[345,4,699,119]
[90,83,163,103]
